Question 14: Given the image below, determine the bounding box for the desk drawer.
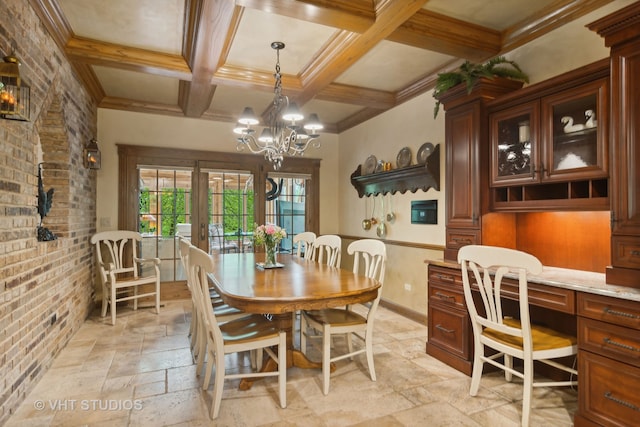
[429,282,465,309]
[428,303,470,360]
[579,350,640,427]
[428,265,463,288]
[578,293,640,329]
[579,317,640,368]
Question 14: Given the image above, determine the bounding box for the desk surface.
[427,259,640,302]
[208,253,381,314]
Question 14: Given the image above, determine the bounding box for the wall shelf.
[350,144,440,197]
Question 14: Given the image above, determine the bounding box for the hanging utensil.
[386,193,396,222]
[377,195,387,238]
[370,195,378,225]
[362,197,372,230]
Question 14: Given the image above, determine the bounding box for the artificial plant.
[432,56,529,118]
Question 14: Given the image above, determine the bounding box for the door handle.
[200,223,206,240]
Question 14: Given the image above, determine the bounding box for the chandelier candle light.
[254,224,287,268]
[234,42,323,170]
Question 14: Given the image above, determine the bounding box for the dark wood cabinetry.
[589,3,640,289]
[437,78,523,261]
[487,63,610,211]
[575,293,640,427]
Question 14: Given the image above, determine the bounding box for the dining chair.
[90,230,161,325]
[177,237,246,366]
[293,231,316,259]
[458,245,578,427]
[301,238,386,395]
[308,234,342,267]
[188,245,287,419]
[208,223,239,254]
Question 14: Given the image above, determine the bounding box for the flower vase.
[265,243,277,267]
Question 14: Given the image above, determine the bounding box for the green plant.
[433,56,529,118]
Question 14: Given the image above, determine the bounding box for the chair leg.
[504,354,513,382]
[155,283,160,314]
[278,332,287,408]
[133,287,138,311]
[322,324,331,395]
[111,286,117,325]
[365,329,376,381]
[300,314,308,355]
[211,349,225,419]
[521,358,534,427]
[101,285,108,317]
[469,344,483,396]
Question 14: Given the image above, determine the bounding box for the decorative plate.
[363,155,377,175]
[417,142,435,164]
[256,262,285,269]
[396,147,412,168]
[375,160,385,173]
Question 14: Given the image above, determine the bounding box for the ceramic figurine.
[561,116,585,133]
[585,109,597,128]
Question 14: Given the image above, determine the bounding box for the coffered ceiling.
[29,0,621,133]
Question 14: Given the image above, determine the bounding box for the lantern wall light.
[84,139,101,169]
[0,53,30,121]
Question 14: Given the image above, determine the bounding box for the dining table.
[207,252,381,389]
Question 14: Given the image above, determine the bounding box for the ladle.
[362,197,372,230]
[386,193,396,222]
[377,195,387,238]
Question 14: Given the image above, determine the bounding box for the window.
[266,173,310,253]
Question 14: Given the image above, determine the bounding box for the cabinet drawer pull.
[604,392,640,412]
[603,307,640,319]
[603,337,640,352]
[452,237,472,244]
[435,291,455,301]
[435,274,455,283]
[631,250,640,257]
[435,324,455,334]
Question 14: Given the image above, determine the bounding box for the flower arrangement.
[254,224,287,267]
[253,224,287,247]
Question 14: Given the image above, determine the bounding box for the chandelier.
[234,42,323,170]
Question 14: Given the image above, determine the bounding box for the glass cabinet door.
[541,78,608,181]
[490,101,539,186]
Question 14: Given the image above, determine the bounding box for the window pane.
[207,171,254,253]
[138,168,192,281]
[265,176,308,253]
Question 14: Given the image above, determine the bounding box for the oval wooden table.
[207,252,381,389]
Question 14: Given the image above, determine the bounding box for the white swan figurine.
[585,110,597,128]
[561,116,585,133]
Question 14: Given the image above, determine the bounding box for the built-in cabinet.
[437,78,524,261]
[589,3,640,290]
[575,293,640,427]
[487,62,610,212]
[490,78,608,187]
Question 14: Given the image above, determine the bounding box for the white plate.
[363,155,377,175]
[417,142,434,164]
[396,147,412,168]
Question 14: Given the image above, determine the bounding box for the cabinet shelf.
[350,144,440,197]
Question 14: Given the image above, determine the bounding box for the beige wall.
[96,110,340,235]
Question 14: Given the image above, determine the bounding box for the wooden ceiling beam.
[296,0,427,105]
[388,9,501,62]
[65,37,192,80]
[179,0,239,117]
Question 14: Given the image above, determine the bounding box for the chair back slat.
[310,234,342,267]
[293,232,316,259]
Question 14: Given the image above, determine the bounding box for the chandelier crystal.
[234,42,323,170]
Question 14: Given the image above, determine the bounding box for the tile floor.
[6,301,577,426]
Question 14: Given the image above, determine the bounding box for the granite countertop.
[426,258,640,303]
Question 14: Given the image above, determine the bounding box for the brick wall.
[0,0,97,423]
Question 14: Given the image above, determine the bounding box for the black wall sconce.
[84,138,101,169]
[0,53,30,121]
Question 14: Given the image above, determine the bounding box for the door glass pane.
[265,175,308,253]
[138,168,192,281]
[207,171,254,253]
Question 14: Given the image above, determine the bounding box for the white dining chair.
[177,237,246,368]
[301,238,386,395]
[293,231,316,259]
[308,234,341,267]
[458,245,578,427]
[188,245,287,419]
[90,230,161,325]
